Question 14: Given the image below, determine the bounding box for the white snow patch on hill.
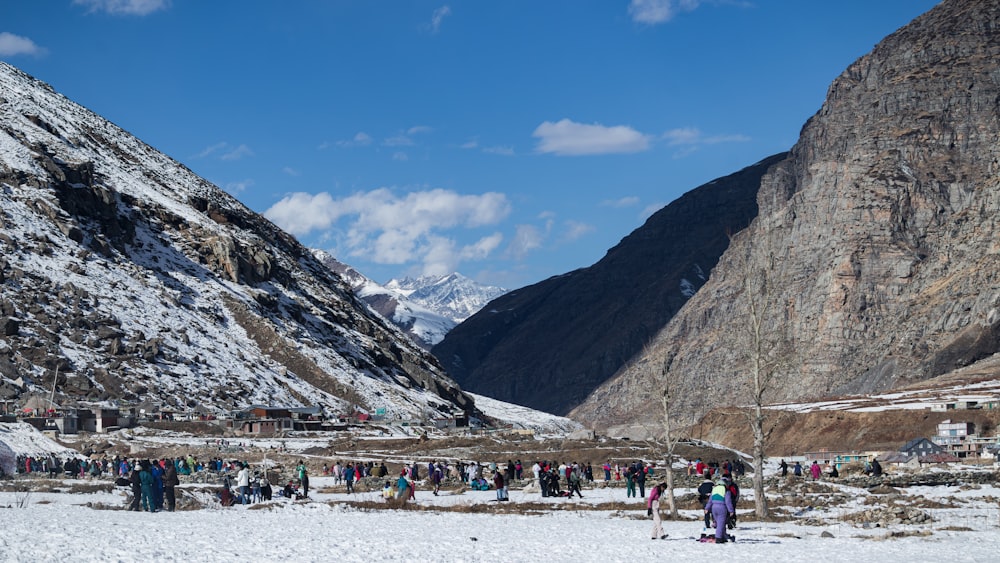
[469,393,582,434]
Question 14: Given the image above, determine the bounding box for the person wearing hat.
[704,477,735,543]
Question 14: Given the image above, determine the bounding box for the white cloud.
[641,202,665,219]
[601,196,640,208]
[384,126,431,147]
[506,224,544,260]
[282,167,300,177]
[663,127,702,146]
[462,233,504,260]
[460,138,479,150]
[419,232,502,277]
[483,145,515,156]
[264,188,511,270]
[392,152,409,161]
[73,0,169,16]
[195,142,227,158]
[663,127,751,146]
[262,192,338,236]
[220,144,253,161]
[195,142,253,161]
[533,119,651,156]
[628,0,699,24]
[336,132,373,148]
[0,33,44,57]
[429,6,452,34]
[561,220,594,242]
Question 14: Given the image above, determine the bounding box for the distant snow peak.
[311,252,507,349]
[386,272,507,324]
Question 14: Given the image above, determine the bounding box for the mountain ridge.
[432,152,787,415]
[0,60,474,420]
[573,0,1000,430]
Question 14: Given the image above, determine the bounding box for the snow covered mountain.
[313,252,505,349]
[0,61,475,420]
[385,273,507,325]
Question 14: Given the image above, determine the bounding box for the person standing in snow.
[493,467,507,501]
[697,470,715,530]
[779,459,788,477]
[810,461,821,481]
[624,464,636,498]
[793,461,802,478]
[237,462,251,504]
[344,463,356,494]
[128,461,142,511]
[703,477,735,543]
[139,460,155,512]
[568,463,583,498]
[395,471,410,502]
[162,460,179,512]
[431,462,442,496]
[647,482,666,540]
[296,461,309,498]
[151,461,164,511]
[634,461,646,499]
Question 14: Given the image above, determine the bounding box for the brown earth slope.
[692,408,1000,456]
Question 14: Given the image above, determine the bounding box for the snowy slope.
[0,422,79,462]
[0,61,472,420]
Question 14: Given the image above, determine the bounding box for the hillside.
[573,0,1000,430]
[0,61,473,420]
[433,153,786,415]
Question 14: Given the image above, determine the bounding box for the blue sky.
[2,0,940,289]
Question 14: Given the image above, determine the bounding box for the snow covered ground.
[3,422,1000,561]
[1,477,999,561]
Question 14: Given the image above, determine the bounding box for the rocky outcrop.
[433,153,786,415]
[573,0,1000,428]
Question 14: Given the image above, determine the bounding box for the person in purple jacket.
[703,476,735,543]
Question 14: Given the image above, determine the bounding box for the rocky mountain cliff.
[432,153,786,415]
[573,0,1000,429]
[0,61,475,420]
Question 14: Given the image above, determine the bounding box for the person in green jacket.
[296,461,309,498]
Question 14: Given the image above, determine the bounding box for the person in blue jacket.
[138,460,155,512]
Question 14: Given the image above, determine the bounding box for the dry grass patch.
[937,525,974,532]
[63,482,115,495]
[84,501,126,511]
[865,530,933,540]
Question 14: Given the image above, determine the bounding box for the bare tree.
[659,352,681,518]
[735,233,791,520]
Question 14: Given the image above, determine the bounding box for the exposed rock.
[0,60,480,422]
[843,506,933,527]
[433,153,787,415]
[574,0,1000,428]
